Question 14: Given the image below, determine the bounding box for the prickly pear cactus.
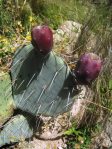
[0,114,33,147]
[0,73,13,124]
[10,44,76,117]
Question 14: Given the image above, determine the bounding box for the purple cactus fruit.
[31,25,53,55]
[75,53,102,85]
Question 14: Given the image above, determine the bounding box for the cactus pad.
[0,73,13,124]
[0,114,33,147]
[10,44,76,117]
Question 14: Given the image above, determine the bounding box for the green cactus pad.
[10,44,76,117]
[0,114,33,147]
[0,73,14,125]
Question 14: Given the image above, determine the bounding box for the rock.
[91,115,112,149]
[54,21,82,44]
[18,138,67,149]
[53,21,82,64]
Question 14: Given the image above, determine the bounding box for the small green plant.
[65,124,92,149]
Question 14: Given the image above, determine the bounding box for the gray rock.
[91,115,112,149]
[53,21,82,63]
